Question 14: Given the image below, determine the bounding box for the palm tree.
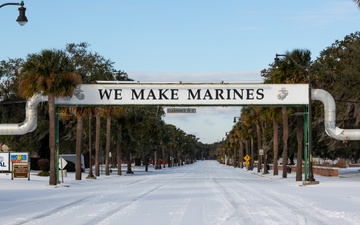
[68,106,93,180]
[94,107,103,177]
[266,49,311,178]
[116,122,122,175]
[112,106,125,175]
[103,106,124,176]
[253,107,263,173]
[281,106,289,178]
[104,107,113,176]
[229,130,237,168]
[242,106,257,171]
[266,107,282,176]
[273,117,280,175]
[19,49,81,185]
[259,108,271,174]
[235,122,247,168]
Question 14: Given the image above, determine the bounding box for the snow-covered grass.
[1,161,359,225]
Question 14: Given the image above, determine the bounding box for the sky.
[1,1,360,143]
[1,161,360,224]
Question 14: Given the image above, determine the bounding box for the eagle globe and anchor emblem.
[73,86,85,100]
[277,87,289,100]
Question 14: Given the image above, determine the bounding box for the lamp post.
[229,132,237,168]
[0,1,28,26]
[274,53,316,183]
[224,132,229,165]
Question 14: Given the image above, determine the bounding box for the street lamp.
[274,53,317,183]
[0,1,28,26]
[233,116,240,123]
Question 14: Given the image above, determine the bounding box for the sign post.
[259,149,264,172]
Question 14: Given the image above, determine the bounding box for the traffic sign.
[167,108,196,113]
[59,157,67,170]
[259,149,264,156]
[244,155,250,161]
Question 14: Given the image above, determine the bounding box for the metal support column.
[303,106,309,181]
[55,107,59,183]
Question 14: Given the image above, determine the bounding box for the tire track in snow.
[90,169,195,225]
[209,177,236,223]
[238,174,326,224]
[211,176,261,224]
[10,175,159,225]
[263,189,360,225]
[206,166,327,225]
[228,170,349,225]
[200,166,258,224]
[10,197,92,225]
[167,190,193,225]
[86,184,164,225]
[161,167,197,225]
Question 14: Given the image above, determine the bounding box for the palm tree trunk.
[263,148,269,174]
[262,124,269,175]
[87,113,95,179]
[250,137,254,171]
[296,107,304,181]
[154,150,158,169]
[256,124,261,172]
[245,140,249,170]
[105,115,111,176]
[238,141,244,168]
[144,155,149,171]
[273,120,279,176]
[116,124,122,175]
[95,113,101,176]
[168,148,172,167]
[282,106,289,178]
[233,145,237,168]
[48,94,57,185]
[126,151,133,174]
[76,115,83,180]
[162,144,166,168]
[157,148,161,169]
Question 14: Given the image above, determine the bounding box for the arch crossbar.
[1,82,359,141]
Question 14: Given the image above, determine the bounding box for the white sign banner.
[55,83,309,106]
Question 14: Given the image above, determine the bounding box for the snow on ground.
[1,160,360,225]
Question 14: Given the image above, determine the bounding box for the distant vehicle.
[59,154,85,172]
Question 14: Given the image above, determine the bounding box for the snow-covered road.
[1,160,360,225]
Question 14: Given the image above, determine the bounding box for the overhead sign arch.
[2,81,359,182]
[55,82,309,106]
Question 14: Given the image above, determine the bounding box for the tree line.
[0,43,209,185]
[219,32,360,181]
